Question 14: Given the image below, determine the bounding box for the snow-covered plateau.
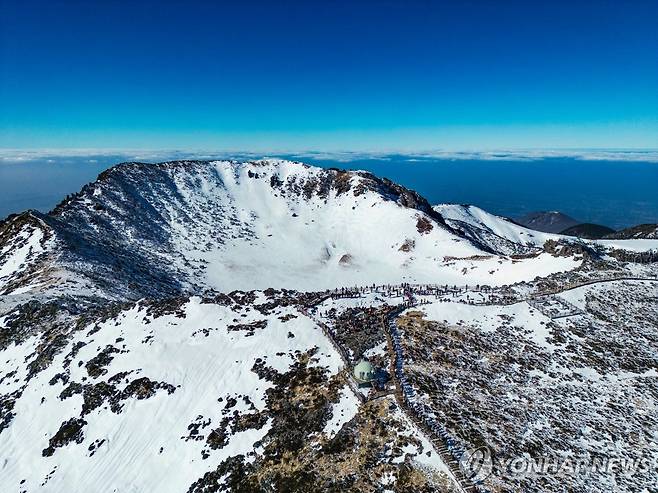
[1,159,656,492]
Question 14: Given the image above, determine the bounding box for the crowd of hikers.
[323,282,516,306]
[327,282,493,298]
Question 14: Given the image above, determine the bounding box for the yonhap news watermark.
[460,447,654,482]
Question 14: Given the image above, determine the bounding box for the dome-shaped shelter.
[353,359,376,384]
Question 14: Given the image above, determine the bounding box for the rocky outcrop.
[543,239,600,259]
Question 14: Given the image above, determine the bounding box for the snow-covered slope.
[0,213,57,295]
[436,203,658,259]
[0,290,459,492]
[396,279,658,492]
[435,204,558,254]
[595,238,658,252]
[2,294,324,492]
[0,161,581,300]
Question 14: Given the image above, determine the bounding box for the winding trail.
[532,275,658,296]
[382,305,487,493]
[298,305,366,404]
[300,301,473,491]
[302,274,658,492]
[472,276,658,307]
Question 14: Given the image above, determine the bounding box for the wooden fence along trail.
[302,297,485,492]
[382,305,488,493]
[298,305,366,404]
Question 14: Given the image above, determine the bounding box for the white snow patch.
[0,295,345,492]
[322,385,360,439]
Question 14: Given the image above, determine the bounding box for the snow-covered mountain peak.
[0,160,475,300]
[57,159,449,225]
[435,203,560,255]
[1,160,588,302]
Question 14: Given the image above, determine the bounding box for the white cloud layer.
[1,148,658,164]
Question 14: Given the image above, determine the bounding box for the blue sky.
[1,0,657,151]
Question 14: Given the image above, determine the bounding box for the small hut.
[353,359,376,385]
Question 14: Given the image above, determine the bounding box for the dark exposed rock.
[143,296,189,319]
[543,239,599,259]
[332,306,388,363]
[398,239,415,252]
[560,223,615,239]
[606,248,658,264]
[60,376,176,417]
[27,333,70,380]
[0,300,62,352]
[85,345,121,378]
[338,254,353,265]
[0,390,20,435]
[227,319,267,336]
[88,438,106,457]
[187,454,255,493]
[416,217,434,234]
[42,418,87,457]
[122,377,176,400]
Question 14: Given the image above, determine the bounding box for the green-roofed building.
[353,359,376,385]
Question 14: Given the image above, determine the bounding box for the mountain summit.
[515,210,580,233]
[0,160,581,301]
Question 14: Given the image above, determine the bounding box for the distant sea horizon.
[1,154,657,230]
